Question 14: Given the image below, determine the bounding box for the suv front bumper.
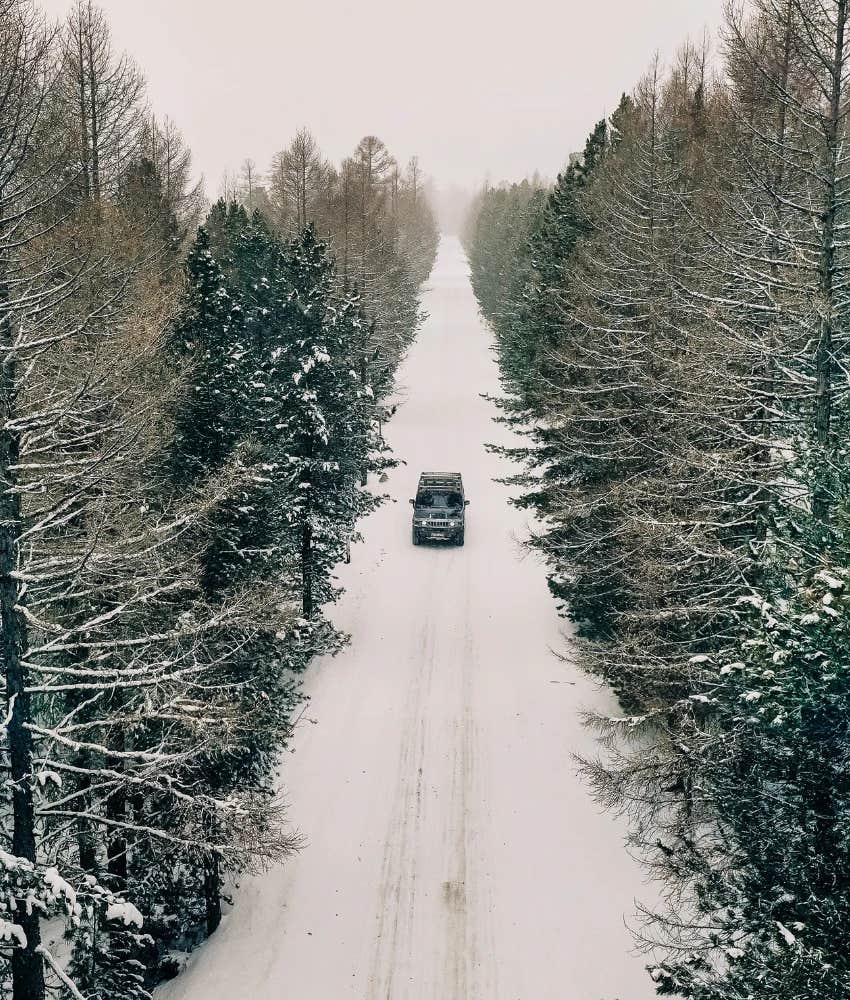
[414,523,463,542]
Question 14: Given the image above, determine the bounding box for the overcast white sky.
[40,0,727,195]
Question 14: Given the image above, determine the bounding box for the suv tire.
[456,532,465,547]
[412,528,420,545]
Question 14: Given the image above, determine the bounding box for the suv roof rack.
[419,472,463,488]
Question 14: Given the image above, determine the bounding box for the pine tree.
[170,227,246,482]
[275,225,383,618]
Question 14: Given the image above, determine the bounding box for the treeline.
[466,3,850,998]
[0,3,436,1000]
[229,131,438,389]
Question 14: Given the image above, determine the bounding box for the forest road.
[157,236,655,1000]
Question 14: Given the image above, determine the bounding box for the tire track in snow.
[367,618,436,999]
[438,557,498,999]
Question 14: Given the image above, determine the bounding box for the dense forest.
[465,2,850,998]
[0,2,437,998]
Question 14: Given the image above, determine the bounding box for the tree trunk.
[75,765,98,873]
[105,789,128,884]
[75,23,91,202]
[100,682,128,882]
[203,850,222,936]
[343,193,350,284]
[755,0,794,545]
[360,352,369,486]
[812,0,846,522]
[86,21,101,203]
[300,154,307,231]
[0,270,45,1000]
[301,520,313,618]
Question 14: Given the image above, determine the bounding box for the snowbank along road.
[158,236,655,1000]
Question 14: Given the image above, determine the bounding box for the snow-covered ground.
[158,236,655,1000]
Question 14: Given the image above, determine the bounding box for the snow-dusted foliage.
[145,204,397,984]
[0,12,295,999]
[250,131,438,395]
[467,4,850,997]
[0,5,428,999]
[173,206,390,621]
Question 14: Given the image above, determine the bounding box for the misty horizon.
[39,0,727,211]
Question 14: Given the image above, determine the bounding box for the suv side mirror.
[409,498,415,505]
[464,500,470,506]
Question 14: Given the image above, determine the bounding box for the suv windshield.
[417,490,462,509]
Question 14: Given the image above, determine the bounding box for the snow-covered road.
[158,236,654,1000]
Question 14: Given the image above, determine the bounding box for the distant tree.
[119,156,181,271]
[240,157,258,212]
[60,0,147,202]
[269,127,327,233]
[140,114,204,240]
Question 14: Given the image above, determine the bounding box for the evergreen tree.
[170,226,246,482]
[275,225,383,618]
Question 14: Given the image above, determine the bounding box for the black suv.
[410,472,469,546]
